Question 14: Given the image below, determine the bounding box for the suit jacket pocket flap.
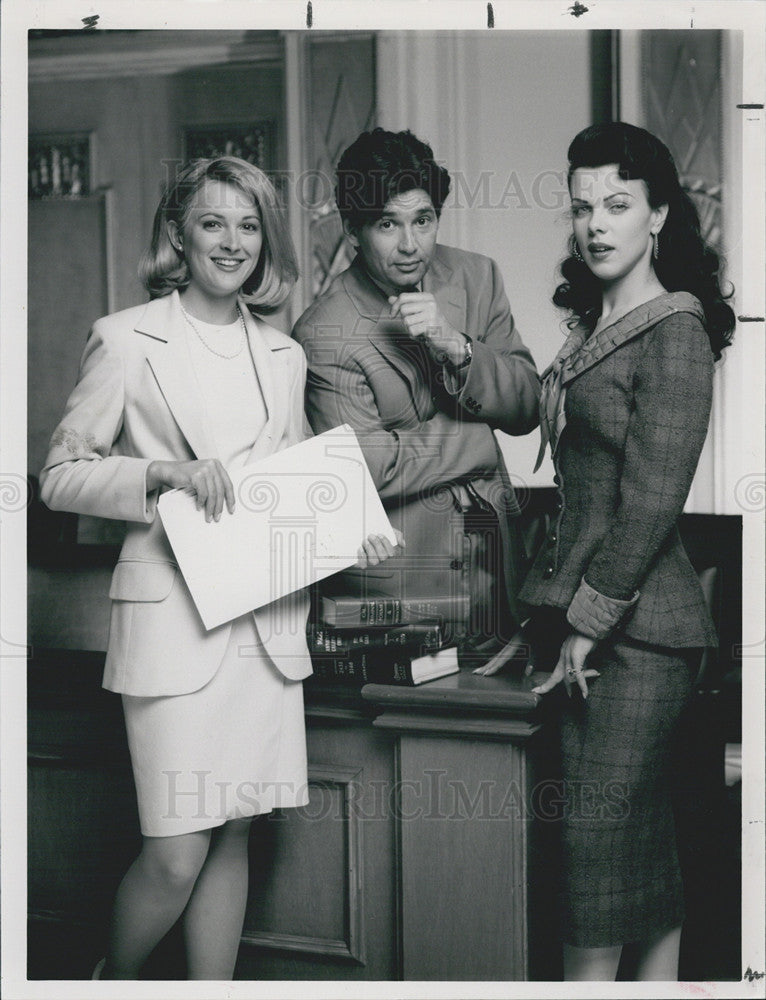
[109,560,178,602]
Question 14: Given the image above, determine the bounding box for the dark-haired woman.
[518,122,735,980]
[40,156,399,980]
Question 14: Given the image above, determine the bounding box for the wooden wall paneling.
[27,564,113,651]
[29,74,176,312]
[242,764,364,961]
[27,651,141,977]
[27,194,110,481]
[396,735,530,980]
[27,763,140,921]
[363,671,560,981]
[172,61,288,332]
[234,713,398,981]
[522,720,564,982]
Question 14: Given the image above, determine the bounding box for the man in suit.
[293,128,540,660]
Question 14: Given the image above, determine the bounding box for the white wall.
[376,31,593,489]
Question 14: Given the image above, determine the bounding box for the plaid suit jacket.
[520,291,718,647]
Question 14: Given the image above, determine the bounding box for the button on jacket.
[520,291,717,647]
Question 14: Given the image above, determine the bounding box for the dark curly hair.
[554,122,734,358]
[335,128,451,231]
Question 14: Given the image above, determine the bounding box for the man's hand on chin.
[388,292,468,367]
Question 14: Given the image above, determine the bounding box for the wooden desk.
[361,671,558,981]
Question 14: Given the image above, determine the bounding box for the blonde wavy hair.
[139,156,297,314]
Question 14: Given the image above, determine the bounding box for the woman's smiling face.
[170,179,263,303]
[570,163,667,289]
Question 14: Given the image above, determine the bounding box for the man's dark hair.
[335,128,451,231]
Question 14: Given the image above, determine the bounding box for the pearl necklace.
[180,302,247,359]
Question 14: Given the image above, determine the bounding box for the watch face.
[449,338,472,371]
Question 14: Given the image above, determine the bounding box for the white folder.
[158,425,396,630]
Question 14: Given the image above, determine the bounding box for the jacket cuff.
[566,577,639,640]
[443,365,468,396]
[442,338,472,396]
[140,460,159,522]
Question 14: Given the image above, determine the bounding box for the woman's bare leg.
[102,829,212,979]
[563,943,623,981]
[634,925,682,980]
[182,817,253,980]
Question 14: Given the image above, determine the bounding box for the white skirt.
[122,614,309,837]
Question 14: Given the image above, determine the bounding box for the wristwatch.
[454,336,473,370]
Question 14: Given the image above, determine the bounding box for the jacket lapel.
[343,260,428,399]
[424,250,468,338]
[137,291,218,460]
[345,248,468,334]
[241,306,287,465]
[560,291,705,386]
[346,250,468,414]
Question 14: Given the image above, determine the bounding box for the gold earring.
[652,232,660,261]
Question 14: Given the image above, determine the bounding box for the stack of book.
[307,594,468,686]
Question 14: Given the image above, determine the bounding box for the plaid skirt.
[556,634,698,948]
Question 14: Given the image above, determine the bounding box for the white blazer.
[40,290,313,696]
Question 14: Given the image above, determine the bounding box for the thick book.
[310,645,460,686]
[320,594,470,627]
[307,622,444,655]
